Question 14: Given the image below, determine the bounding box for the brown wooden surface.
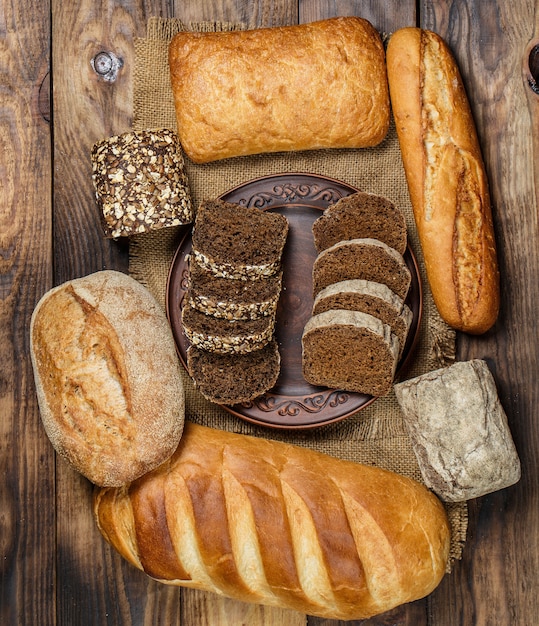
[1,0,537,624]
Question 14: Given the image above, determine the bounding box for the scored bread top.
[30,270,185,487]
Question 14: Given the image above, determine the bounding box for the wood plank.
[420,1,539,625]
[50,1,177,624]
[0,0,54,624]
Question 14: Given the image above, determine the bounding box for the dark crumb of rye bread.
[181,305,275,353]
[312,191,408,254]
[187,340,280,404]
[312,238,411,300]
[302,324,396,396]
[192,199,289,266]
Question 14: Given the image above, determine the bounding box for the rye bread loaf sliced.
[191,199,289,280]
[313,279,413,358]
[187,340,281,404]
[312,192,408,254]
[302,309,399,396]
[182,305,275,354]
[312,238,411,300]
[394,360,521,501]
[186,259,282,320]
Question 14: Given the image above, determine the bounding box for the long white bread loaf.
[94,422,450,620]
[386,28,499,334]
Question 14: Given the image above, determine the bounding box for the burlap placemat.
[130,17,467,564]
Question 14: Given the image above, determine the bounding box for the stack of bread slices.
[183,199,288,405]
[302,192,413,397]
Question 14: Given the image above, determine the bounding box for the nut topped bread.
[30,270,185,487]
[91,129,193,238]
[192,199,289,280]
[312,192,408,254]
[186,258,282,320]
[312,238,411,300]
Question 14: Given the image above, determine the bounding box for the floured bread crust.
[30,270,185,487]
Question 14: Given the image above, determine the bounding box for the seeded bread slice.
[312,238,411,300]
[187,340,281,405]
[302,309,399,396]
[182,305,275,354]
[313,279,413,358]
[192,199,289,280]
[186,259,282,320]
[312,192,408,254]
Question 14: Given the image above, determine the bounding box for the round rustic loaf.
[30,270,185,487]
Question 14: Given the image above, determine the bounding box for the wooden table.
[2,1,538,624]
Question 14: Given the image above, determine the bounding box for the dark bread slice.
[187,340,280,404]
[312,279,413,358]
[312,238,411,299]
[181,304,275,354]
[312,192,407,254]
[302,309,399,396]
[186,259,282,320]
[191,199,289,280]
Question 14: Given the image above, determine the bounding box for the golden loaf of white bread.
[94,422,450,620]
[168,17,390,163]
[386,28,500,334]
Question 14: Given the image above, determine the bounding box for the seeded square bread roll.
[302,310,399,396]
[91,129,193,238]
[312,192,408,255]
[394,360,521,501]
[313,279,413,359]
[30,271,185,487]
[186,258,282,320]
[192,199,289,280]
[187,340,280,405]
[168,17,390,163]
[182,305,275,354]
[312,238,411,300]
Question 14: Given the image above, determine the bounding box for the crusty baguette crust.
[168,17,390,163]
[30,270,185,487]
[386,27,499,334]
[94,422,450,620]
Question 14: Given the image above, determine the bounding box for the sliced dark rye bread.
[312,238,411,300]
[312,191,408,254]
[181,305,275,354]
[191,199,289,280]
[186,258,282,320]
[301,309,399,396]
[312,279,413,358]
[187,340,280,405]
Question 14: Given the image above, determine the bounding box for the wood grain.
[3,0,539,624]
[0,0,54,624]
[421,1,539,625]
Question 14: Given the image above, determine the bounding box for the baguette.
[94,422,450,620]
[168,17,390,163]
[386,27,500,334]
[30,270,185,487]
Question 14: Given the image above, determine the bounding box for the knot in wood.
[527,42,539,95]
[91,51,123,82]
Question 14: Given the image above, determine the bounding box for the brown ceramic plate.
[166,173,422,429]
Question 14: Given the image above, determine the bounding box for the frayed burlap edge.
[130,17,467,566]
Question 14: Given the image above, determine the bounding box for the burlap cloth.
[130,18,467,564]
